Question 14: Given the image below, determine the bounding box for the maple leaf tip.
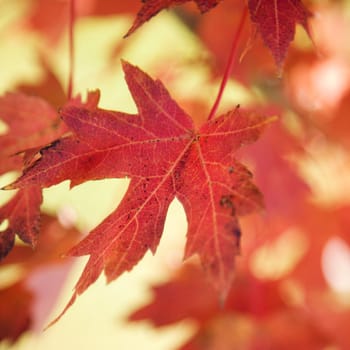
[123,29,133,39]
[44,293,77,330]
[121,60,151,94]
[120,59,137,75]
[1,183,16,191]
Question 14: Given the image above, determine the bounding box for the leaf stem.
[207,6,248,121]
[67,0,76,100]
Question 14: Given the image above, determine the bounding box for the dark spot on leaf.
[233,227,241,239]
[219,195,235,215]
[233,227,241,253]
[0,231,15,260]
[40,139,60,154]
[219,195,232,208]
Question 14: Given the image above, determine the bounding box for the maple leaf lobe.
[174,108,271,296]
[248,0,312,66]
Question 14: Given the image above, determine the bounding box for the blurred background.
[1,0,350,349]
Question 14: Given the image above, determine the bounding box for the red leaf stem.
[207,5,248,121]
[67,0,76,99]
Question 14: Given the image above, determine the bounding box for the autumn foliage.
[1,0,350,348]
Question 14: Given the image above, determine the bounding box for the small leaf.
[248,0,312,66]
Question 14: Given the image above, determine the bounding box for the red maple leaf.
[125,0,222,36]
[130,264,331,350]
[129,264,285,326]
[6,61,273,316]
[247,0,311,66]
